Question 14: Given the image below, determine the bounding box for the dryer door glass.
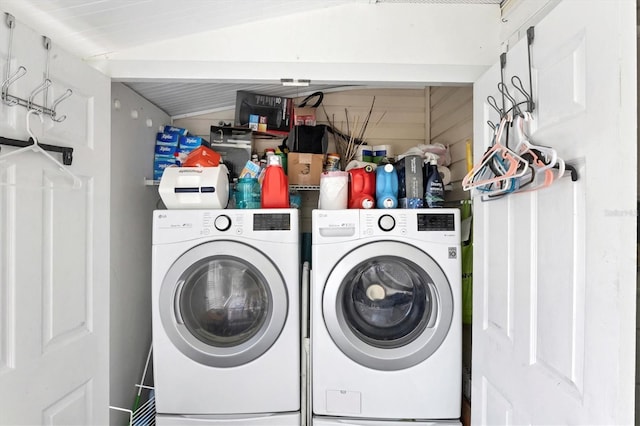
[323,240,454,371]
[341,257,431,348]
[159,240,288,368]
[179,257,268,347]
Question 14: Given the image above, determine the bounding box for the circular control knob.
[214,214,231,231]
[378,214,395,232]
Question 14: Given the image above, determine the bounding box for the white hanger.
[0,109,81,189]
[462,116,529,194]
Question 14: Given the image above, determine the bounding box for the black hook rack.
[556,163,578,182]
[487,25,537,125]
[0,135,74,165]
[499,52,507,116]
[525,26,536,112]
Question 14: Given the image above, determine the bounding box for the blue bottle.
[424,159,444,208]
[375,163,398,209]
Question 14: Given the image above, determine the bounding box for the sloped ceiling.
[1,0,502,117]
[125,81,350,118]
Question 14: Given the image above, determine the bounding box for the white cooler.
[158,165,229,209]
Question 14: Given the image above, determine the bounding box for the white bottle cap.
[267,154,282,166]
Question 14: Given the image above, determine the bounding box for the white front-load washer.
[152,209,300,425]
[311,209,461,425]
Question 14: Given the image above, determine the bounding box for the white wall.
[92,3,500,85]
[109,83,169,419]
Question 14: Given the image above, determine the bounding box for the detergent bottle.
[261,154,290,208]
[348,165,376,209]
[375,163,398,209]
[424,159,444,208]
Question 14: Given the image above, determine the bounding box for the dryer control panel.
[153,209,298,244]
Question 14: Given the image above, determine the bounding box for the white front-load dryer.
[152,209,300,425]
[311,209,461,424]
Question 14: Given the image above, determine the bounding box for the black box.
[234,91,292,134]
[395,155,424,208]
[212,142,252,180]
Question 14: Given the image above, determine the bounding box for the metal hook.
[28,79,51,111]
[487,120,496,131]
[42,36,52,110]
[511,75,535,112]
[497,82,522,117]
[4,13,16,83]
[2,13,27,106]
[1,66,27,105]
[50,89,73,122]
[487,95,503,118]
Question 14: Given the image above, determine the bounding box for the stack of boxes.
[153,125,205,180]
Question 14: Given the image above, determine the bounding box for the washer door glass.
[180,257,268,348]
[342,258,430,348]
[323,241,453,371]
[160,241,287,368]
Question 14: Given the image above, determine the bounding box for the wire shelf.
[110,345,155,425]
[110,385,155,426]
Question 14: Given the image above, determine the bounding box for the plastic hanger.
[0,109,81,189]
[515,113,569,189]
[462,116,529,194]
[509,114,556,191]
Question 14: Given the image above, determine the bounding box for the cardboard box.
[153,156,177,180]
[153,132,180,180]
[155,143,178,156]
[162,125,188,136]
[155,132,180,146]
[234,90,292,134]
[287,153,324,185]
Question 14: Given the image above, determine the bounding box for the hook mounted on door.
[1,14,73,122]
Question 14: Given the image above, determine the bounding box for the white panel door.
[0,13,110,425]
[471,0,636,425]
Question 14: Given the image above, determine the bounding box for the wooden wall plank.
[449,138,472,164]
[430,86,472,202]
[431,101,473,139]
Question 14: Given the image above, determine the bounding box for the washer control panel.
[359,209,459,241]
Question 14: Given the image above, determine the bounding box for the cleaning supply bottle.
[375,163,398,209]
[261,154,290,208]
[348,165,376,209]
[424,159,444,208]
